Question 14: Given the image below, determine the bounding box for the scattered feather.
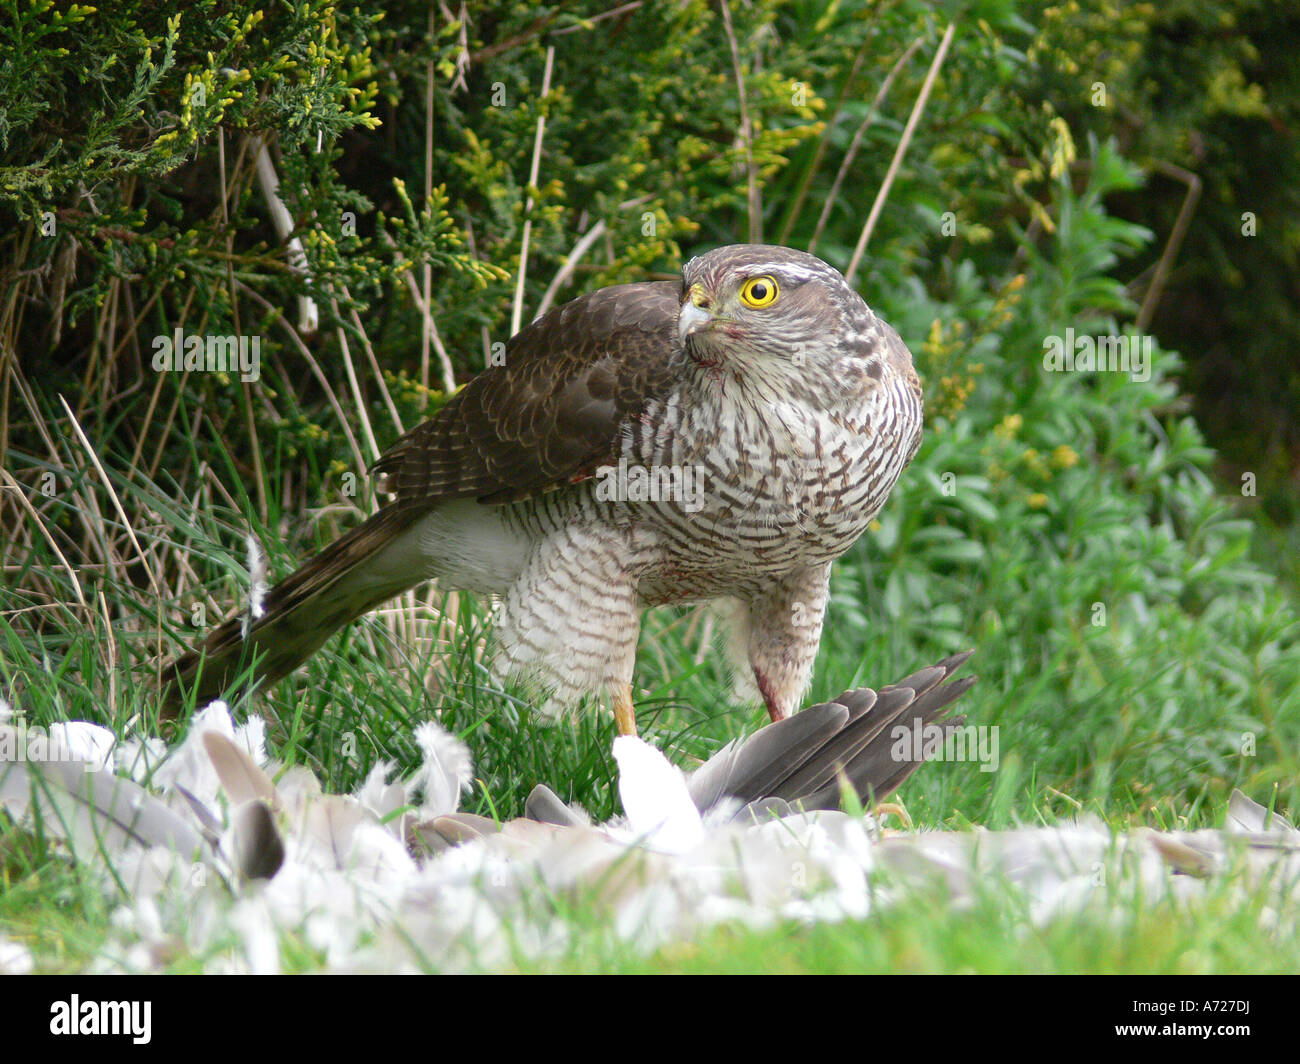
[230,799,285,881]
[1228,788,1295,833]
[0,740,206,863]
[525,784,590,828]
[203,731,279,809]
[10,654,1300,974]
[353,761,406,824]
[614,736,704,854]
[49,722,118,772]
[174,783,224,847]
[408,722,473,817]
[246,532,268,622]
[0,935,34,975]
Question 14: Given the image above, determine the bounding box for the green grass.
[540,882,1300,975]
[0,828,113,973]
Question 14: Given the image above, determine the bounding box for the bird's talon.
[873,801,912,829]
[613,686,638,736]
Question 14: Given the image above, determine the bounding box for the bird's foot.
[873,801,913,833]
[613,685,638,736]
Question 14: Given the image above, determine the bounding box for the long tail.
[161,507,422,717]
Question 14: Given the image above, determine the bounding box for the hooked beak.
[678,283,712,344]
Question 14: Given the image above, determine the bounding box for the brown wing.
[371,280,683,511]
[161,280,684,713]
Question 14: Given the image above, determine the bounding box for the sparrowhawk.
[164,244,924,734]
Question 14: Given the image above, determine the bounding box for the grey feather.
[1227,788,1295,834]
[174,783,225,848]
[231,799,285,881]
[686,700,848,812]
[817,682,977,805]
[202,732,279,809]
[684,652,977,817]
[525,785,590,827]
[767,684,922,801]
[1,738,205,862]
[408,812,502,855]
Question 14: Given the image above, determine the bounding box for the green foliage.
[1018,0,1300,523]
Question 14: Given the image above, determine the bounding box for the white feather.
[614,736,704,854]
[409,722,473,817]
[244,533,268,629]
[47,721,117,772]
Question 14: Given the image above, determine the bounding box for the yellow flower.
[994,414,1023,439]
[1052,444,1080,469]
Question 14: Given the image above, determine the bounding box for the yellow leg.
[873,801,912,829]
[613,685,638,736]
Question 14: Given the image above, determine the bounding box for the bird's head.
[677,244,877,389]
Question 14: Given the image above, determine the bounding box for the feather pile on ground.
[2,655,1298,973]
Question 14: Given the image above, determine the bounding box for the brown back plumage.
[372,281,684,508]
[162,280,685,714]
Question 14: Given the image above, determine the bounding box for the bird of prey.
[164,244,924,734]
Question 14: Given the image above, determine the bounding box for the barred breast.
[618,352,921,604]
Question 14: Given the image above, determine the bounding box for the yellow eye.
[739,275,779,309]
